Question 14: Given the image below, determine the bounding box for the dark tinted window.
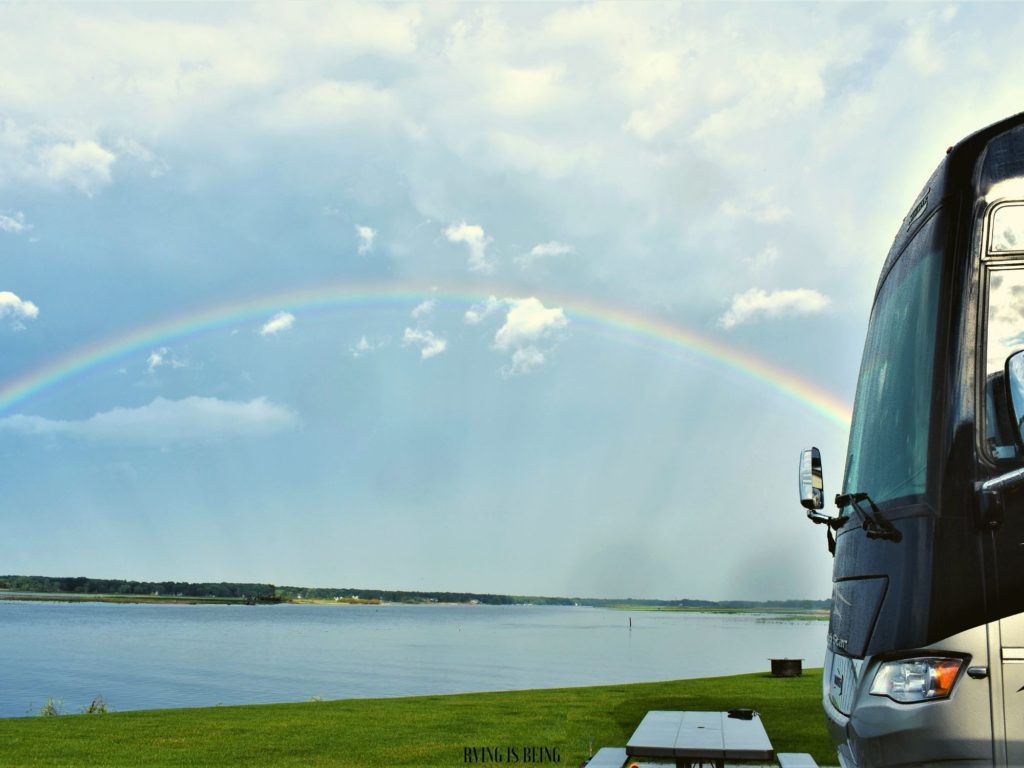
[843,211,943,505]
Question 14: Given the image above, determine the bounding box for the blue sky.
[0,2,1017,600]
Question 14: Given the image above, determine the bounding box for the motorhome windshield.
[842,210,944,507]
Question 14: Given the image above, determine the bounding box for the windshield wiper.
[835,492,902,542]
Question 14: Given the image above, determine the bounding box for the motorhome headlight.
[869,657,963,703]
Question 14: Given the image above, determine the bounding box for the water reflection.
[0,603,825,717]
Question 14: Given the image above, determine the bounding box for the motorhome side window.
[983,205,1024,460]
[843,210,943,506]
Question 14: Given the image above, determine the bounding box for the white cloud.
[0,211,28,234]
[477,297,570,375]
[271,80,394,129]
[40,139,116,195]
[624,99,684,143]
[718,288,830,329]
[0,396,298,445]
[903,8,957,78]
[147,349,165,372]
[494,297,568,351]
[260,311,295,336]
[0,290,39,330]
[502,346,545,377]
[465,296,502,325]
[402,327,447,359]
[747,245,779,270]
[353,336,371,354]
[462,296,570,373]
[0,122,119,196]
[517,240,575,267]
[356,224,375,255]
[444,221,492,272]
[349,335,385,358]
[718,189,791,224]
[690,47,829,156]
[489,64,566,116]
[0,6,421,144]
[411,299,436,319]
[302,4,422,55]
[147,346,187,373]
[114,137,169,178]
[485,132,592,181]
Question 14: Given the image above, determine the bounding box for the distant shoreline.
[0,592,828,619]
[605,603,829,620]
[0,576,831,612]
[0,592,268,606]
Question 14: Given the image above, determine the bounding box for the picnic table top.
[625,710,774,761]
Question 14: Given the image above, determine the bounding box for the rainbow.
[0,282,852,428]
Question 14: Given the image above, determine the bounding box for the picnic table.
[625,710,775,768]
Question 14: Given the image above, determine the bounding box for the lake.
[0,601,826,718]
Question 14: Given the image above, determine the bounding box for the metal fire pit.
[770,658,803,677]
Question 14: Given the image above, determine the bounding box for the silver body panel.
[997,612,1024,765]
[823,619,1005,767]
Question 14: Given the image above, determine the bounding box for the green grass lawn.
[0,670,834,767]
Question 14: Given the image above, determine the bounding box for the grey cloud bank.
[0,2,1014,599]
[0,396,299,445]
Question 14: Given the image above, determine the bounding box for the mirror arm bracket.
[833,492,902,542]
[806,510,845,529]
[978,489,1004,530]
[975,468,1024,529]
[980,467,1024,494]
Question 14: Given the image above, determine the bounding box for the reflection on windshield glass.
[1008,352,1024,442]
[984,268,1024,459]
[843,213,942,505]
[986,269,1024,376]
[991,205,1024,253]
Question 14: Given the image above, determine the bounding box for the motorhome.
[800,113,1024,766]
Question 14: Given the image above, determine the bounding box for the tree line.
[0,575,275,599]
[0,575,830,609]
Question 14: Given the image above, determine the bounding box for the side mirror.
[799,447,824,510]
[1006,351,1024,448]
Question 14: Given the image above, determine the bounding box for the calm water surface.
[0,602,825,717]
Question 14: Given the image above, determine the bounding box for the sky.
[0,2,1020,601]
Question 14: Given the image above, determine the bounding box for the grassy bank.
[0,670,833,767]
[608,604,829,620]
